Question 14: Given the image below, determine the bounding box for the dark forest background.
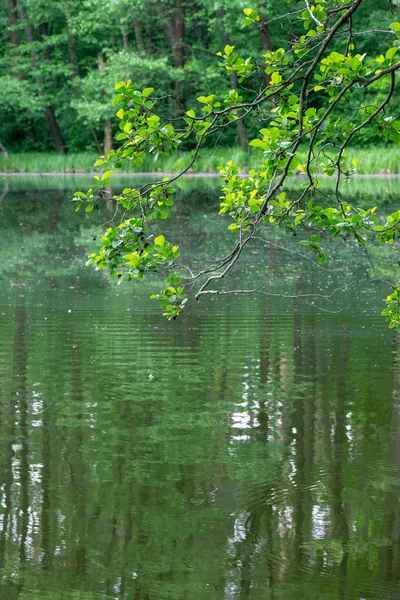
[0,0,398,156]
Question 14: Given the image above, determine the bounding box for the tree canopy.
[72,0,400,329]
[2,0,293,153]
[1,0,398,153]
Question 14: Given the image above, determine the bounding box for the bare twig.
[196,281,354,313]
[197,281,354,300]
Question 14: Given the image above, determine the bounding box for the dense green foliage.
[74,0,400,328]
[0,0,399,154]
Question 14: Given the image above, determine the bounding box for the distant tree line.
[0,0,397,154]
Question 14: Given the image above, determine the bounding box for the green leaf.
[154,235,165,247]
[249,139,265,148]
[142,87,154,97]
[243,8,259,20]
[270,71,282,85]
[112,94,124,104]
[224,45,233,56]
[386,47,398,60]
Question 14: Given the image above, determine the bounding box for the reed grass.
[0,152,98,173]
[0,146,399,174]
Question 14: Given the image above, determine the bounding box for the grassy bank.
[0,146,399,175]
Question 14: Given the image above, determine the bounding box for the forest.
[1,0,399,159]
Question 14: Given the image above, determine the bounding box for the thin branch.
[363,60,400,86]
[194,0,365,300]
[353,29,395,35]
[196,281,354,314]
[203,280,355,299]
[252,236,328,269]
[335,70,396,198]
[363,246,397,290]
[304,0,324,28]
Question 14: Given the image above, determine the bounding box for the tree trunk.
[90,127,102,153]
[133,19,144,54]
[39,22,67,153]
[122,27,129,50]
[0,140,8,159]
[7,0,19,48]
[258,4,271,51]
[65,2,80,79]
[98,52,112,155]
[231,86,248,151]
[258,3,272,85]
[65,3,95,148]
[16,0,34,49]
[104,120,112,155]
[145,22,153,55]
[174,0,186,109]
[220,9,248,152]
[44,107,66,154]
[16,0,66,153]
[192,3,207,47]
[153,7,175,53]
[7,0,36,141]
[153,3,186,112]
[7,0,23,82]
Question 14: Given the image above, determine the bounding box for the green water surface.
[0,177,399,600]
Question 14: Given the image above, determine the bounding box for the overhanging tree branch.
[75,0,400,328]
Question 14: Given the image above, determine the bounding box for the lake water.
[0,176,399,599]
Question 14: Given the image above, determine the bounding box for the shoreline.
[1,147,399,178]
[1,171,400,179]
[0,171,218,178]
